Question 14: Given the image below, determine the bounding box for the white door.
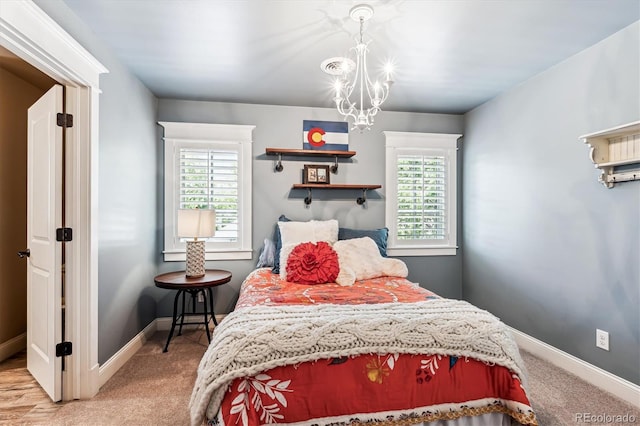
[26,84,63,401]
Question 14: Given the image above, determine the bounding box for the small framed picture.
[303,164,330,184]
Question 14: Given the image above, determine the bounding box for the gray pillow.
[256,238,276,268]
[271,215,291,274]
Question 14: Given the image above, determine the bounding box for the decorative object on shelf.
[266,148,355,173]
[177,209,216,278]
[321,4,394,132]
[303,120,349,151]
[580,121,640,188]
[303,164,331,184]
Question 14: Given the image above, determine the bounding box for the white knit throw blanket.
[189,299,527,426]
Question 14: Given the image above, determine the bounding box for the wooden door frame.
[0,1,107,399]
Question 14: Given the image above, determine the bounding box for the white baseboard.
[0,332,26,362]
[98,320,157,388]
[509,327,640,408]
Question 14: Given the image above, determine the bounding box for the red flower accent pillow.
[285,241,339,285]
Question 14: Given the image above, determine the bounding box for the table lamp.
[177,209,216,278]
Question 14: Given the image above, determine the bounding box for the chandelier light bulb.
[384,62,394,83]
[334,79,342,93]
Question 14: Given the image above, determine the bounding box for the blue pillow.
[338,227,389,257]
[271,215,291,274]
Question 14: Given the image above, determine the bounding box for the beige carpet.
[49,330,209,426]
[44,328,638,426]
[521,350,639,425]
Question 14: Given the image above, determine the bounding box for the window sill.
[163,249,253,261]
[387,246,457,257]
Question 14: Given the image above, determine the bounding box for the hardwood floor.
[0,350,61,424]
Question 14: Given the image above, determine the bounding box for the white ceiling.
[62,0,639,114]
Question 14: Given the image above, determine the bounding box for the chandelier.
[321,4,394,132]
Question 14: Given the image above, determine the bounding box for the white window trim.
[384,131,462,257]
[160,122,255,261]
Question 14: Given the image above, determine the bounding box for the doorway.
[0,0,107,401]
[0,45,56,364]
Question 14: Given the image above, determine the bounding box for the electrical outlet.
[197,292,204,303]
[596,329,609,351]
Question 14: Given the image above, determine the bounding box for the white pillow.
[278,219,339,280]
[278,219,339,246]
[333,237,408,286]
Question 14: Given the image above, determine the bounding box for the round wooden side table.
[154,269,231,352]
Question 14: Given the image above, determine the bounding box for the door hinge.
[56,341,72,357]
[56,227,73,242]
[56,112,73,128]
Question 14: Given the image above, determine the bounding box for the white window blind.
[161,122,254,261]
[396,154,447,241]
[179,148,238,243]
[384,131,461,256]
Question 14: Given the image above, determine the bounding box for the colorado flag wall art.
[303,120,349,151]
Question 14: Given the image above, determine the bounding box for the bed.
[189,220,538,426]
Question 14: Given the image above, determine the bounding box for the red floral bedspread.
[213,268,538,426]
[235,268,437,308]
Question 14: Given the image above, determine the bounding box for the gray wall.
[33,0,160,364]
[157,100,464,314]
[35,1,638,383]
[463,22,639,384]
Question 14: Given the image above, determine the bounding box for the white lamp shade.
[177,209,216,238]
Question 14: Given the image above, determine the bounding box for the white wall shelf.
[581,121,640,188]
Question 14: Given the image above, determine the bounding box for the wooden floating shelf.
[292,184,381,190]
[292,184,382,205]
[265,147,379,205]
[266,148,356,158]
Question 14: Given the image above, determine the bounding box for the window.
[161,122,255,261]
[384,131,461,256]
